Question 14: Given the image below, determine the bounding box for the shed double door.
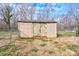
[33,23,47,37]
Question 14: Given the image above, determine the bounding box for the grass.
[31,48,39,52]
[27,39,33,42]
[58,32,76,37]
[0,31,9,37]
[0,31,17,38]
[49,51,54,54]
[0,44,19,56]
[40,43,47,47]
[0,31,79,56]
[0,37,78,56]
[19,38,33,42]
[54,41,59,44]
[0,31,17,35]
[67,44,79,51]
[42,39,48,42]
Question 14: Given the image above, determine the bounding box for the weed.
[31,48,39,52]
[40,43,46,47]
[27,39,33,42]
[54,41,59,44]
[49,51,54,54]
[42,39,48,42]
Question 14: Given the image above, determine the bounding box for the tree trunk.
[8,24,12,44]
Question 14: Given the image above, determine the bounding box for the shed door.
[33,23,47,37]
[33,23,41,36]
[41,23,47,36]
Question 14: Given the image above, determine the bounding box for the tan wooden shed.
[18,20,57,38]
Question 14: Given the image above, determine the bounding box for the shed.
[18,20,57,38]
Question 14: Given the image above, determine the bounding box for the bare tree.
[1,4,13,44]
[43,3,55,20]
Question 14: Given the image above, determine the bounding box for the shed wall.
[47,23,57,37]
[18,22,33,37]
[18,22,57,38]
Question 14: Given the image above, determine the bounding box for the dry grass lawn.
[0,32,79,56]
[0,38,79,56]
[13,37,79,56]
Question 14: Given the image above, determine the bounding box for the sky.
[32,3,79,15]
[1,3,79,15]
[8,3,79,15]
[0,3,79,20]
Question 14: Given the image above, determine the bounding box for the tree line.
[0,3,79,36]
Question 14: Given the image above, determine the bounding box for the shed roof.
[18,20,57,23]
